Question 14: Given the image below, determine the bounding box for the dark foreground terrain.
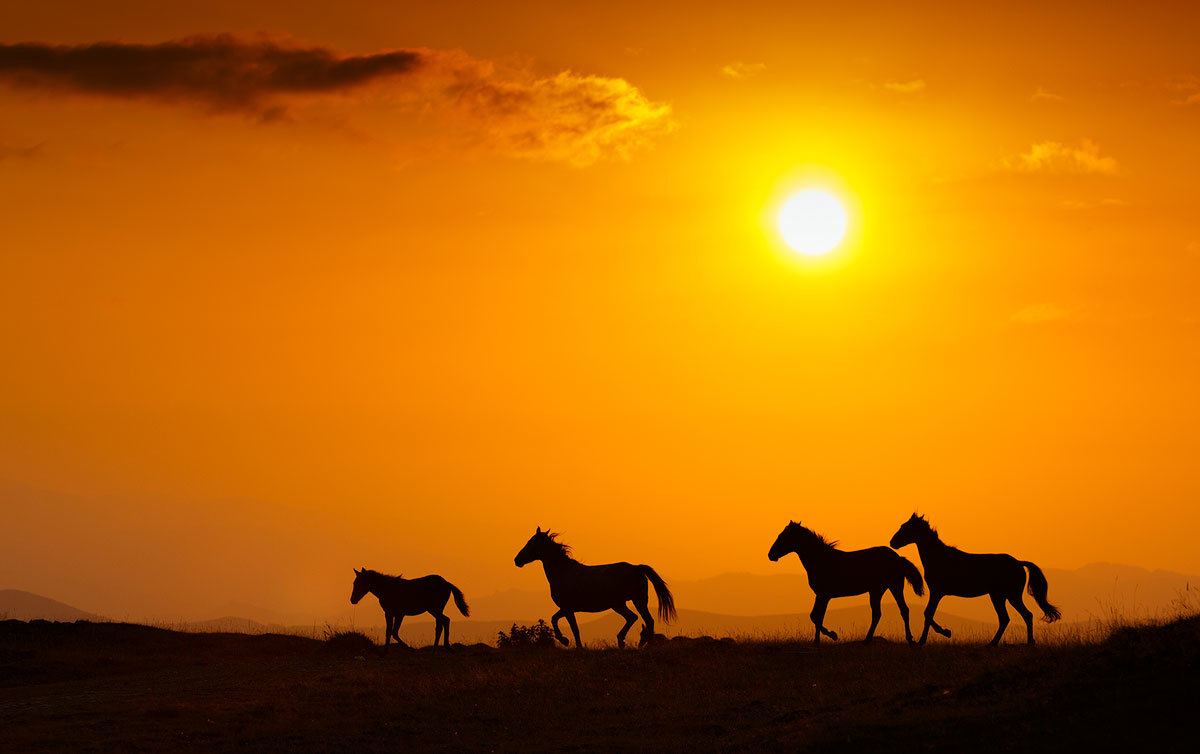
[1,616,1196,752]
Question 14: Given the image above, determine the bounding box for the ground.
[1,616,1196,752]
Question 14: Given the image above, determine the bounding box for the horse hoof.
[828,631,838,641]
[557,636,569,647]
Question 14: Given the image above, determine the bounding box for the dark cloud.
[0,36,422,113]
[0,142,43,161]
[0,36,673,165]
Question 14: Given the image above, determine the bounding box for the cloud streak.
[721,61,766,80]
[0,36,422,113]
[884,79,926,94]
[1009,139,1118,175]
[0,36,673,165]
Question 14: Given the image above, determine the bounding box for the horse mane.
[543,532,575,560]
[362,569,404,581]
[912,516,957,551]
[789,522,838,551]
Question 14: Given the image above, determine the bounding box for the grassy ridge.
[1,616,1196,752]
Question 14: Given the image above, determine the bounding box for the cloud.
[884,79,925,94]
[0,36,422,113]
[0,36,672,165]
[443,64,674,165]
[1031,86,1064,102]
[0,142,42,161]
[1165,75,1200,105]
[1009,139,1118,175]
[721,61,766,80]
[1011,304,1069,325]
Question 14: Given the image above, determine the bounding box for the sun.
[777,190,848,256]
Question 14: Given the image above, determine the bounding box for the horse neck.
[792,541,828,570]
[366,572,398,598]
[915,531,948,562]
[539,551,576,584]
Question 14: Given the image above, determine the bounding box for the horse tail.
[446,581,470,617]
[639,565,677,623]
[1021,561,1061,623]
[900,556,925,597]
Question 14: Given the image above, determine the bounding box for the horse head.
[350,567,371,604]
[890,513,929,549]
[768,521,802,561]
[514,526,564,567]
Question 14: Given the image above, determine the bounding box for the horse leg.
[613,603,638,649]
[550,609,570,646]
[1011,593,1035,645]
[633,596,656,647]
[384,613,393,652]
[919,593,944,645]
[391,615,408,647]
[431,609,445,647]
[441,615,452,647]
[988,593,1010,646]
[564,612,583,649]
[891,583,914,644]
[865,590,883,643]
[811,596,836,643]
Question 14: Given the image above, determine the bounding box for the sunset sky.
[3,1,1199,622]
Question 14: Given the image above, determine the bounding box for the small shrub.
[323,629,376,655]
[496,619,558,649]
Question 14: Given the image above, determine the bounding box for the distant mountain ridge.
[0,590,106,622]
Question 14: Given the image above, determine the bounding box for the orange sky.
[3,1,1199,621]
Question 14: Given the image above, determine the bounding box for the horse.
[513,527,677,648]
[889,514,1061,645]
[768,520,925,644]
[350,568,470,650]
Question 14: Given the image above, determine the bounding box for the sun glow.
[777,190,848,256]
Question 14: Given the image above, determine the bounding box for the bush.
[496,619,558,649]
[322,629,377,655]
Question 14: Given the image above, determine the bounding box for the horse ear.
[536,526,542,534]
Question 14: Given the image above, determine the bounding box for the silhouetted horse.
[514,527,677,648]
[768,520,925,644]
[350,568,470,650]
[889,514,1061,645]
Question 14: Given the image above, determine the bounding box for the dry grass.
[1,612,1197,752]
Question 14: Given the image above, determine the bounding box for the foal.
[769,520,924,643]
[350,568,470,650]
[889,514,1061,645]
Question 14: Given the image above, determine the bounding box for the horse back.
[548,560,647,612]
[380,575,452,615]
[804,547,910,597]
[925,550,1027,597]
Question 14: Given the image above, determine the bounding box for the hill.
[0,614,1195,751]
[0,590,105,622]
